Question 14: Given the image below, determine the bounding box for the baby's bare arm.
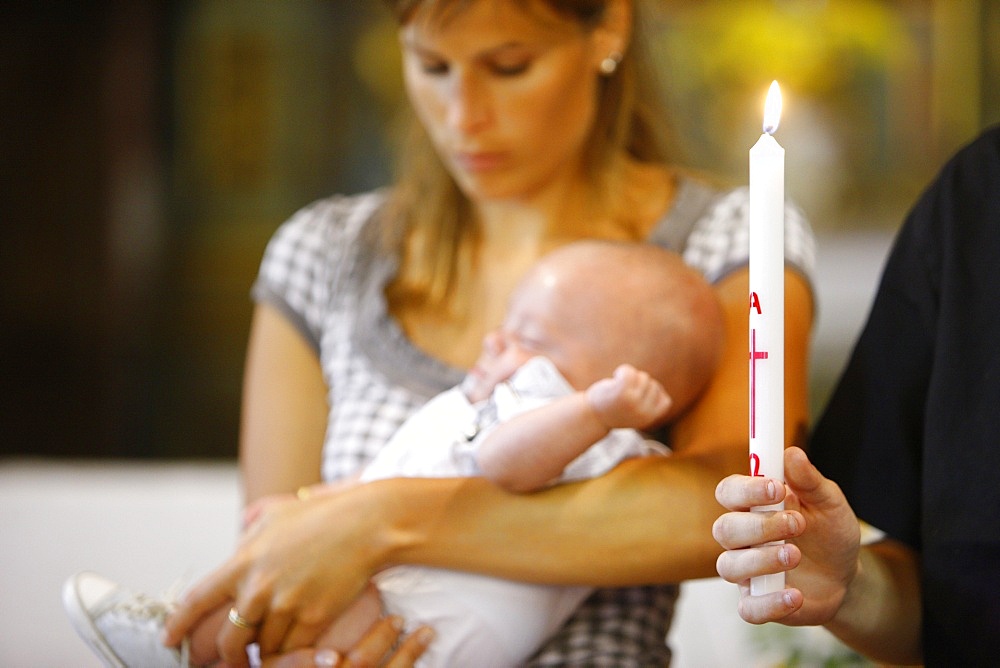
[476,365,671,493]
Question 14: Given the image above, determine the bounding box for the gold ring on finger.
[227,606,260,630]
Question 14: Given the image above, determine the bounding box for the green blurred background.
[3,1,998,459]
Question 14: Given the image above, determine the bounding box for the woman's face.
[399,0,605,203]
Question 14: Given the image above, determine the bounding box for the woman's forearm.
[369,450,734,586]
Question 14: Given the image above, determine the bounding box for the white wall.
[0,461,241,667]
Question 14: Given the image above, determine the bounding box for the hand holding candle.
[749,80,785,596]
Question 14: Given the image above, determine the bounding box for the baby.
[64,240,724,667]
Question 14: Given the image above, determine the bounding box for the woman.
[165,0,816,665]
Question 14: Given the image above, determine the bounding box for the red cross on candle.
[749,327,768,439]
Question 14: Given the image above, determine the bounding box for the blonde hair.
[381,0,672,318]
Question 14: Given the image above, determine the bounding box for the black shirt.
[810,125,1000,667]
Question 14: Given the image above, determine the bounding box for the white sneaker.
[62,571,190,668]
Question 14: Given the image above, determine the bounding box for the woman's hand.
[241,492,297,531]
[261,615,435,668]
[712,446,861,625]
[243,478,362,531]
[164,485,388,665]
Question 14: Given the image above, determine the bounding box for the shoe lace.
[111,591,190,668]
[113,592,173,620]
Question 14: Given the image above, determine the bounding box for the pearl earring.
[599,52,622,76]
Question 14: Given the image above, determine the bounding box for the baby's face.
[462,327,539,403]
[463,277,599,402]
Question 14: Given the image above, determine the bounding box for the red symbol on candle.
[749,328,768,439]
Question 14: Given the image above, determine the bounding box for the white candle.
[749,80,785,596]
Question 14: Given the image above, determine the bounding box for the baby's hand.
[586,364,672,429]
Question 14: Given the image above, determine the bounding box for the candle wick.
[763,123,778,136]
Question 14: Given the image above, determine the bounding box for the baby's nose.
[482,330,505,356]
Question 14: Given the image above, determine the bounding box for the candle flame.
[762,80,782,135]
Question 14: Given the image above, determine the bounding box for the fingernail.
[314,648,340,667]
[785,513,798,534]
[388,614,405,631]
[414,626,435,646]
[783,592,795,608]
[778,545,790,566]
[766,479,777,500]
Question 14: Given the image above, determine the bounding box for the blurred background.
[1,0,998,459]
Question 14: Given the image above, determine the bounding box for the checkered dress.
[251,178,815,666]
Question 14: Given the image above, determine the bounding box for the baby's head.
[467,240,724,421]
